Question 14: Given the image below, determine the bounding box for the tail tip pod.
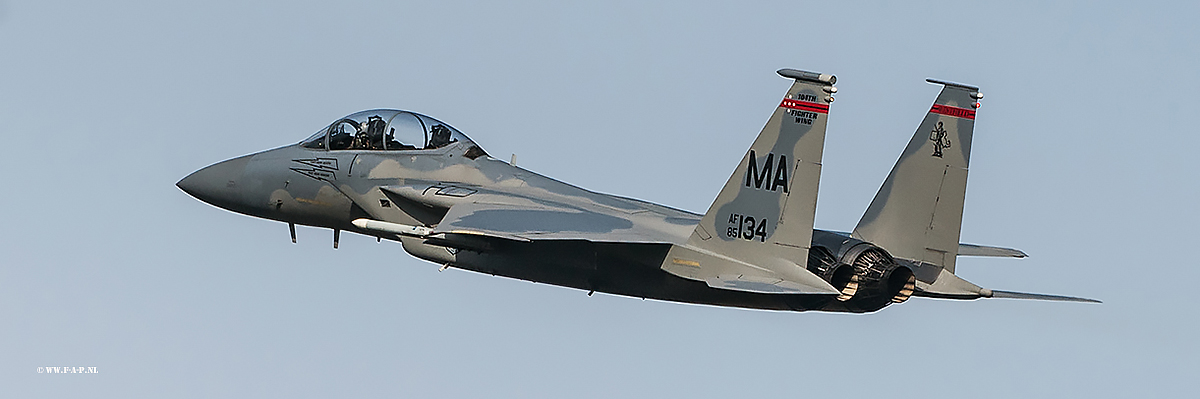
[925,78,979,91]
[927,78,985,108]
[779,69,836,85]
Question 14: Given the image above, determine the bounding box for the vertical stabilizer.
[852,79,983,274]
[662,69,839,295]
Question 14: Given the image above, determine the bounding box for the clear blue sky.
[2,1,1195,397]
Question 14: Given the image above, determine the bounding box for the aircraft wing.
[431,201,837,295]
[430,201,676,243]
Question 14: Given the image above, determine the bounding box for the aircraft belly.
[401,238,845,312]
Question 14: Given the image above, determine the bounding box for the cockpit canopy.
[301,109,475,152]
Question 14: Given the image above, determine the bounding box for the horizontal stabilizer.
[914,269,1099,303]
[987,289,1101,303]
[958,243,1028,258]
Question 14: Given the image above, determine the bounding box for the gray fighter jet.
[178,69,1097,313]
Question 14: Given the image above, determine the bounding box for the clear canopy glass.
[301,109,473,151]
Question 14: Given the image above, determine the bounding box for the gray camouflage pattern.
[179,70,1097,313]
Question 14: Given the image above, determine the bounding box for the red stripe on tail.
[780,99,829,114]
[929,104,976,120]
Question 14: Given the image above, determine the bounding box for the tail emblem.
[928,121,951,158]
[744,150,789,193]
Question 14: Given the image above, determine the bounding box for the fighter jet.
[178,68,1097,313]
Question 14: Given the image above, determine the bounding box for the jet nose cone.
[177,155,254,209]
[175,171,206,199]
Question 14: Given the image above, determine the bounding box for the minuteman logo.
[929,121,951,158]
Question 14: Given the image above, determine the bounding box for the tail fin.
[662,69,839,295]
[852,79,983,274]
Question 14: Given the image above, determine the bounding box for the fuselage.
[180,136,859,312]
[181,73,1094,311]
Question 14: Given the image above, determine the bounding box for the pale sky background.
[2,1,1196,397]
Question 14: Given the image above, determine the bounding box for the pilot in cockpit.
[351,124,369,150]
[312,111,468,152]
[428,124,457,149]
[329,121,354,150]
[364,115,386,150]
[345,116,383,150]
